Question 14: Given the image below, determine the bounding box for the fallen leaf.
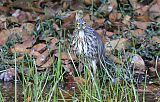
[105,38,129,53]
[83,14,93,26]
[0,68,16,81]
[21,23,35,35]
[135,5,149,16]
[83,14,90,21]
[74,77,86,85]
[32,43,46,52]
[62,11,76,28]
[35,50,50,66]
[109,12,122,22]
[63,64,74,74]
[40,57,54,68]
[10,44,30,53]
[96,29,106,36]
[149,67,157,77]
[0,6,10,14]
[132,21,151,30]
[51,37,59,45]
[152,36,160,44]
[28,50,41,58]
[83,0,99,5]
[136,15,151,22]
[94,18,105,26]
[106,31,114,37]
[131,54,145,72]
[109,54,123,64]
[149,2,160,22]
[156,89,160,98]
[55,52,77,60]
[146,60,160,70]
[21,36,36,49]
[130,29,145,37]
[16,55,25,61]
[53,23,60,31]
[0,29,11,45]
[0,15,7,30]
[122,15,131,25]
[12,9,21,17]
[129,0,142,10]
[97,1,117,16]
[62,1,70,10]
[7,16,19,24]
[96,29,107,42]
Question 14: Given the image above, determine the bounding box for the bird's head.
[75,19,86,30]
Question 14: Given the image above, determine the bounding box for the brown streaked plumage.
[72,11,105,74]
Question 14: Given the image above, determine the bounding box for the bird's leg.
[92,60,97,74]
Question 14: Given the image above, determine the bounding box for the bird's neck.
[78,30,85,38]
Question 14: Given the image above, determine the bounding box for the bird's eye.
[76,23,80,27]
[83,22,86,25]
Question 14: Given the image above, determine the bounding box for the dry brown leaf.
[149,2,160,22]
[158,0,160,5]
[106,31,114,37]
[152,36,160,44]
[96,29,105,35]
[129,0,142,10]
[149,67,156,77]
[21,23,35,35]
[83,14,93,26]
[10,44,30,53]
[153,35,160,44]
[97,0,117,16]
[21,37,35,49]
[62,11,76,28]
[55,52,77,60]
[109,12,122,22]
[83,14,90,21]
[12,9,34,23]
[146,60,160,70]
[62,59,70,65]
[53,23,60,31]
[63,64,74,74]
[62,1,70,10]
[8,1,44,14]
[136,15,151,22]
[0,68,16,81]
[40,56,54,68]
[0,29,11,45]
[135,5,149,16]
[0,6,10,14]
[83,0,99,5]
[108,0,118,11]
[16,55,24,61]
[0,15,7,30]
[132,21,151,30]
[131,54,145,72]
[105,38,129,53]
[109,54,123,64]
[130,29,145,37]
[32,43,46,52]
[0,24,34,46]
[70,1,85,10]
[51,37,59,45]
[74,77,86,85]
[35,50,50,66]
[95,18,105,26]
[96,30,110,43]
[122,15,131,25]
[28,50,41,58]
